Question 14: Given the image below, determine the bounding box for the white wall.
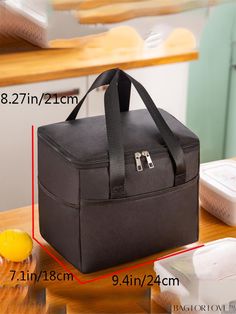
[0,77,88,211]
[88,63,189,123]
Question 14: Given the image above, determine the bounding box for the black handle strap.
[66,69,131,121]
[104,71,126,198]
[67,68,186,198]
[122,71,186,185]
[104,69,186,197]
[118,70,131,112]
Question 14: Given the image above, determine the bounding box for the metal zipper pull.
[134,152,143,172]
[142,151,154,169]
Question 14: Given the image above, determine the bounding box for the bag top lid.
[38,109,199,167]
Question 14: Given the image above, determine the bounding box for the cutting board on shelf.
[53,0,145,10]
[53,0,234,23]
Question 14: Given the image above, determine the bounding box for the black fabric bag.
[38,69,200,274]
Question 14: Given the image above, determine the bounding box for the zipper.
[142,151,154,169]
[135,152,143,172]
[39,133,198,169]
[134,150,155,172]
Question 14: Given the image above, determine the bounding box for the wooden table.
[0,205,235,313]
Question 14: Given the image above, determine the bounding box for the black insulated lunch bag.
[38,68,200,273]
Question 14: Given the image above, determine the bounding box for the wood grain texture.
[0,26,198,87]
[0,286,29,304]
[76,0,203,24]
[75,0,234,24]
[0,203,235,313]
[53,0,145,10]
[54,0,234,12]
[0,255,37,287]
[0,286,46,314]
[0,36,37,54]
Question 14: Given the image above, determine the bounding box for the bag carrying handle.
[66,69,131,121]
[119,70,186,186]
[104,69,186,198]
[67,68,186,199]
[66,69,127,198]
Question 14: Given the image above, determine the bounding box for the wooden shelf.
[53,0,233,11]
[54,0,148,10]
[76,0,202,24]
[0,26,198,87]
[53,0,234,24]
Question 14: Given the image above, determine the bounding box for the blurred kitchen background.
[0,0,236,210]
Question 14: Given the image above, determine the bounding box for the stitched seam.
[39,174,198,205]
[39,133,199,168]
[38,181,79,208]
[82,175,199,204]
[78,169,83,272]
[196,176,200,240]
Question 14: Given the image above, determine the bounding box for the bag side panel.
[38,186,81,270]
[38,136,79,205]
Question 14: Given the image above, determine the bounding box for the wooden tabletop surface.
[0,205,235,313]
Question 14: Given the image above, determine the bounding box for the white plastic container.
[154,238,236,313]
[200,160,236,226]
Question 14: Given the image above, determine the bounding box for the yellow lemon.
[0,229,33,262]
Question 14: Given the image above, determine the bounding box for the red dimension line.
[32,125,35,239]
[81,244,205,284]
[33,237,83,284]
[31,125,205,285]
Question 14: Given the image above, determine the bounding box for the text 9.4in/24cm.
[112,274,179,288]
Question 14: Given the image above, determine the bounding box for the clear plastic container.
[154,238,236,313]
[200,160,236,226]
[0,0,209,49]
[1,0,100,48]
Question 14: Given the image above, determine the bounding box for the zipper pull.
[134,152,143,172]
[142,151,154,169]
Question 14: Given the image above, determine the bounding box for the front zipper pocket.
[79,147,199,200]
